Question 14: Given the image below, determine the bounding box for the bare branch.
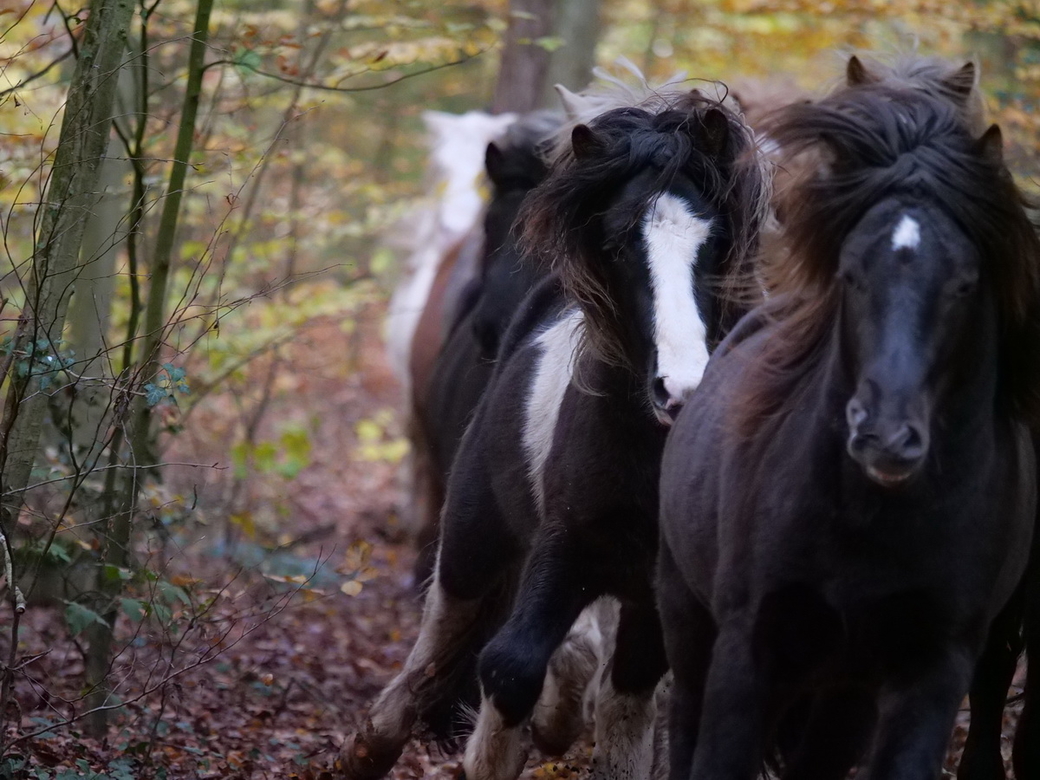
[209,48,491,94]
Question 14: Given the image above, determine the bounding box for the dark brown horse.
[657,81,1040,780]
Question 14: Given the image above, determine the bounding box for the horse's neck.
[573,351,662,431]
[485,254,543,316]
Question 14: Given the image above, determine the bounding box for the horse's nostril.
[848,430,879,454]
[894,423,926,459]
[652,377,671,410]
[846,397,868,429]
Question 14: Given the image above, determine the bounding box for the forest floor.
[2,299,1026,779]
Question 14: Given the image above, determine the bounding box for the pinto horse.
[342,89,769,780]
[656,84,1040,780]
[411,111,562,585]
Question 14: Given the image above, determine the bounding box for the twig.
[209,49,490,93]
[0,49,75,99]
[6,572,308,747]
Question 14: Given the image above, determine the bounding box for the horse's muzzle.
[846,397,928,487]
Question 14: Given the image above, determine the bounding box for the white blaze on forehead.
[892,214,921,251]
[644,193,714,404]
[523,309,583,512]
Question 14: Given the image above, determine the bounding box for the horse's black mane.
[522,91,768,369]
[745,83,1040,426]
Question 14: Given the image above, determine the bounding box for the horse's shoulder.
[494,274,567,363]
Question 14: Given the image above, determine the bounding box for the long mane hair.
[521,87,771,370]
[741,82,1040,430]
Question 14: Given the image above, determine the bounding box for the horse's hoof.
[337,730,404,780]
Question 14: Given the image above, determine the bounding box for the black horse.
[817,53,1040,780]
[343,89,768,780]
[656,83,1040,780]
[840,53,1040,780]
[411,111,561,585]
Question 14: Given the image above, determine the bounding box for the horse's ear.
[974,124,1003,166]
[555,84,587,120]
[485,141,507,186]
[846,56,877,87]
[942,61,976,103]
[571,124,605,159]
[482,142,507,188]
[700,108,730,157]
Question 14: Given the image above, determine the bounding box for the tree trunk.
[65,52,138,467]
[492,0,601,114]
[0,0,135,526]
[65,135,129,463]
[491,0,555,113]
[539,0,600,104]
[84,0,214,737]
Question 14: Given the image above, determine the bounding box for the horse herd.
[345,54,1040,780]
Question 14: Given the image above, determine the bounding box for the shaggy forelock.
[521,91,770,370]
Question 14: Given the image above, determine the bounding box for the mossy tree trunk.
[0,0,135,751]
[83,0,215,737]
[0,0,136,523]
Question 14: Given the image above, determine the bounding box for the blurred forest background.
[0,0,1037,777]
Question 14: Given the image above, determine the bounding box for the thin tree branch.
[209,48,490,93]
[0,49,75,98]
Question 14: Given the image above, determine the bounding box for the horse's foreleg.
[780,688,877,780]
[462,695,529,780]
[959,586,1023,780]
[463,529,598,780]
[689,620,769,780]
[858,647,974,780]
[657,543,715,780]
[590,598,669,780]
[345,462,517,779]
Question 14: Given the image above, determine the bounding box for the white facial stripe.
[523,309,583,512]
[892,214,921,251]
[644,193,713,404]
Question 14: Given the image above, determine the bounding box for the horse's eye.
[951,276,978,297]
[838,269,866,293]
